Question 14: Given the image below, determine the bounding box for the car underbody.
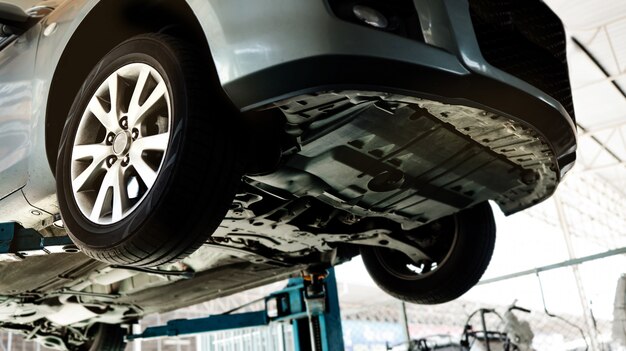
[0,92,560,350]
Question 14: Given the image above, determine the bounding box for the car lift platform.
[126,269,345,351]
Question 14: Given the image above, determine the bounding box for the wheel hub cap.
[112,131,131,155]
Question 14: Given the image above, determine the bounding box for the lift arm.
[126,311,269,340]
[0,223,75,261]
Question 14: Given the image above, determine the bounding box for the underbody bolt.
[106,156,117,168]
[521,170,539,185]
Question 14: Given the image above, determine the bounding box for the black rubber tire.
[83,324,127,351]
[360,202,496,304]
[56,33,242,267]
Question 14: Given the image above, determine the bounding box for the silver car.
[0,0,576,349]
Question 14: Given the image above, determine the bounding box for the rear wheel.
[56,33,242,267]
[81,324,127,351]
[360,202,496,304]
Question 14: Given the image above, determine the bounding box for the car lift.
[126,269,345,351]
[1,222,346,350]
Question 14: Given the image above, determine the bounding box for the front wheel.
[56,33,242,267]
[360,202,496,304]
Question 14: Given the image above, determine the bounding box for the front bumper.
[212,0,576,179]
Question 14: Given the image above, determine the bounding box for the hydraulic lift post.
[127,269,345,351]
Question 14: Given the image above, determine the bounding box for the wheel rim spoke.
[128,66,150,118]
[420,262,432,274]
[133,132,170,152]
[71,63,171,225]
[72,143,109,161]
[130,154,157,189]
[107,73,120,122]
[72,156,107,192]
[90,169,114,221]
[111,164,128,222]
[129,80,167,128]
[88,97,117,132]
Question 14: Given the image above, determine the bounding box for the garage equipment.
[0,223,76,261]
[126,269,345,351]
[0,221,345,349]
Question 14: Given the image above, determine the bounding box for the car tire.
[360,202,496,304]
[82,324,127,351]
[56,33,242,267]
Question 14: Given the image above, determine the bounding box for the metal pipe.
[400,301,410,345]
[478,245,626,285]
[480,310,491,351]
[554,195,598,351]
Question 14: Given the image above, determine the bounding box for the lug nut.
[121,155,130,167]
[131,129,139,140]
[353,5,388,29]
[106,132,115,145]
[120,116,128,130]
[106,156,117,168]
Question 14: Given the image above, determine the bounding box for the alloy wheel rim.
[70,63,172,225]
[375,216,459,281]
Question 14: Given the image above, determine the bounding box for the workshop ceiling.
[545,0,626,195]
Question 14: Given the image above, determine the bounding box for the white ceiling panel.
[567,37,613,88]
[545,0,626,31]
[573,29,621,76]
[606,20,626,72]
[571,80,626,127]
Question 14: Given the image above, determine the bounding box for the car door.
[0,2,41,198]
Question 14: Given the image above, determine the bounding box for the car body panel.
[0,29,39,196]
[20,0,96,219]
[189,0,469,87]
[214,0,576,178]
[415,0,577,170]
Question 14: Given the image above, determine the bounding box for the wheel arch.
[45,0,215,172]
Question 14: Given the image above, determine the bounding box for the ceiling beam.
[576,123,623,163]
[572,71,626,91]
[571,37,626,99]
[571,37,626,171]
